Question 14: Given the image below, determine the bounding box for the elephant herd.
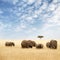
[5,40,57,49]
[21,40,57,49]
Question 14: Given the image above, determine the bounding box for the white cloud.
[53,0,58,3]
[32,27,37,31]
[26,16,33,20]
[0,10,3,14]
[23,0,35,4]
[48,3,57,11]
[26,27,37,33]
[32,14,38,18]
[14,26,22,32]
[0,21,13,32]
[27,0,35,4]
[19,15,36,24]
[26,16,35,24]
[0,22,4,30]
[2,0,19,5]
[20,23,26,29]
[34,2,48,16]
[14,23,27,32]
[0,22,7,31]
[42,3,60,29]
[34,0,42,7]
[13,0,19,5]
[47,5,60,25]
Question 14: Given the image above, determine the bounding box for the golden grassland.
[0,40,60,60]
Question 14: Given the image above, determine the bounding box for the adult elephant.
[46,40,57,49]
[21,40,36,48]
[5,42,15,47]
[50,40,57,49]
[46,42,51,48]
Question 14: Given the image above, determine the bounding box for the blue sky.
[0,0,60,40]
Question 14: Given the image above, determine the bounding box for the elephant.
[5,42,15,47]
[21,40,36,48]
[36,44,44,49]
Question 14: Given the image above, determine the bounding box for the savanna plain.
[0,40,60,60]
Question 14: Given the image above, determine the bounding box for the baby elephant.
[5,42,15,47]
[36,44,44,49]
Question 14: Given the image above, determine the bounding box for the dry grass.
[0,40,60,60]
